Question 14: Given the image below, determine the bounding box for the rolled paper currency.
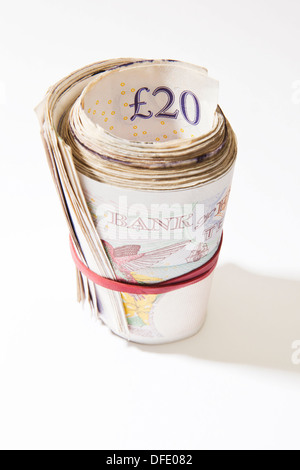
[36,59,237,344]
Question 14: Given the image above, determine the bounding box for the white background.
[0,0,300,451]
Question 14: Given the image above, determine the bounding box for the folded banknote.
[36,59,237,344]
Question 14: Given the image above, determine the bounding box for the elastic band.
[70,233,223,295]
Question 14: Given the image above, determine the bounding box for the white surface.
[0,0,300,451]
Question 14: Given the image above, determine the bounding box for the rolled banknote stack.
[36,59,237,344]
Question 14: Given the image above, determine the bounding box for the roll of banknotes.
[36,59,237,344]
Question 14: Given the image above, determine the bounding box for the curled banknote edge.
[36,59,237,344]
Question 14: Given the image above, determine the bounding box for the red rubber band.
[70,233,223,295]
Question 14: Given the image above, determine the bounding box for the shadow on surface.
[130,264,300,373]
